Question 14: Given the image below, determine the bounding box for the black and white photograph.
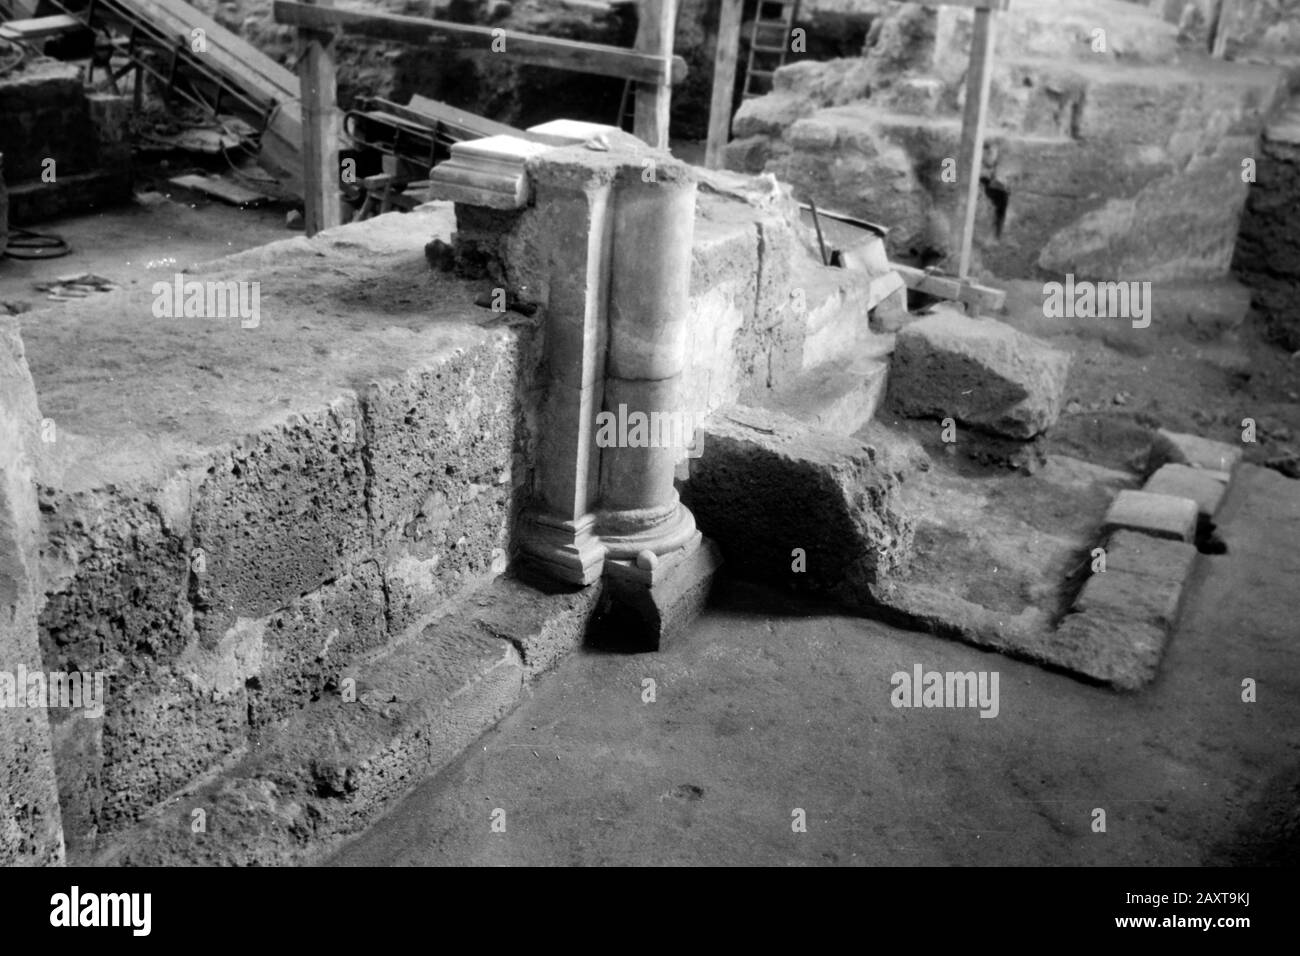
[0,0,1294,913]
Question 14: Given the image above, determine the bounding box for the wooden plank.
[894,263,1005,312]
[272,1,687,86]
[113,0,299,97]
[955,5,996,279]
[297,0,341,235]
[703,0,742,169]
[402,94,548,143]
[168,173,269,206]
[0,14,85,40]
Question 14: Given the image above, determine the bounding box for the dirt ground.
[329,463,1300,866]
[0,175,290,313]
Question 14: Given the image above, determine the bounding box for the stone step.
[752,354,890,436]
[792,257,897,371]
[93,574,601,866]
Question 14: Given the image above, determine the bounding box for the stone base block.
[1103,489,1198,542]
[520,512,606,587]
[1146,428,1244,475]
[887,307,1072,439]
[1144,463,1228,520]
[601,535,722,651]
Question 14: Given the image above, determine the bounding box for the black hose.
[4,228,71,259]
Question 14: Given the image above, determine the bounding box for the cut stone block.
[1143,463,1227,520]
[17,206,525,850]
[1101,529,1200,585]
[427,134,550,209]
[887,307,1072,439]
[1102,489,1198,542]
[601,535,723,651]
[467,574,604,679]
[1075,563,1183,629]
[1043,612,1170,691]
[686,404,916,603]
[1049,526,1198,690]
[1147,428,1243,475]
[527,119,622,146]
[754,356,889,436]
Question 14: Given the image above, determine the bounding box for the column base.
[519,512,607,587]
[596,495,699,560]
[601,533,723,651]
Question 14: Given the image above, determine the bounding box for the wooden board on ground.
[168,173,270,206]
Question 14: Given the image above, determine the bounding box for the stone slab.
[1144,463,1228,519]
[1101,529,1200,585]
[1043,612,1170,691]
[1147,428,1244,475]
[468,573,604,678]
[1103,489,1198,542]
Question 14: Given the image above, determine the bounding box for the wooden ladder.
[743,0,799,99]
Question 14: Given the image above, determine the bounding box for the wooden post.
[633,0,675,150]
[703,0,743,169]
[1211,0,1237,58]
[298,0,341,235]
[955,3,995,280]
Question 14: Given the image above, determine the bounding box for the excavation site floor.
[329,465,1300,867]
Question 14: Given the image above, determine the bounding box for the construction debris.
[168,173,270,207]
[36,274,119,301]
